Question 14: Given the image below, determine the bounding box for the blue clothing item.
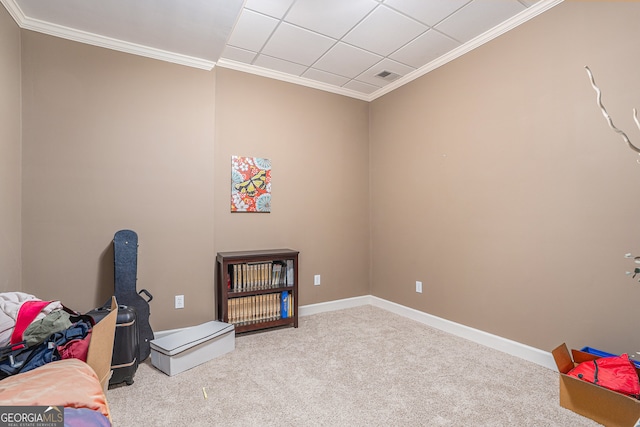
[0,318,91,379]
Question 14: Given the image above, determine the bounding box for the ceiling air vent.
[375,70,400,81]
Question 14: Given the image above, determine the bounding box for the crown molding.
[2,0,563,100]
[0,0,23,23]
[1,0,215,70]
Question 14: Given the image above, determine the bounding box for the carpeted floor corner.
[107,305,601,426]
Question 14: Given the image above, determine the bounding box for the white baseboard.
[299,295,557,371]
[298,295,372,316]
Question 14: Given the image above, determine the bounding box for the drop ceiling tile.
[225,9,279,52]
[221,46,257,64]
[356,58,415,87]
[285,0,378,39]
[355,76,384,89]
[343,5,427,57]
[383,0,469,26]
[390,29,459,68]
[313,42,382,79]
[302,68,351,87]
[343,80,380,94]
[435,0,526,43]
[261,22,336,66]
[244,0,295,19]
[253,54,308,76]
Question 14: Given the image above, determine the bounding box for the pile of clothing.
[0,292,93,379]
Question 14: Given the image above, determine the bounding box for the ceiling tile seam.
[291,4,435,79]
[331,38,423,84]
[230,49,391,89]
[298,39,342,80]
[364,29,430,67]
[261,1,384,79]
[320,62,387,90]
[242,16,340,76]
[345,63,390,87]
[354,62,399,84]
[383,0,474,33]
[242,49,364,83]
[342,78,379,91]
[348,3,468,67]
[377,3,435,31]
[314,49,380,75]
[448,0,475,25]
[318,70,366,86]
[219,53,381,92]
[236,1,433,78]
[244,0,299,23]
[303,39,416,83]
[247,8,291,67]
[249,52,317,79]
[429,27,464,46]
[332,3,430,60]
[232,1,300,67]
[250,1,402,77]
[224,1,247,51]
[337,1,385,41]
[250,51,314,80]
[417,0,476,41]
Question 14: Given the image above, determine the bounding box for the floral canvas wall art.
[231,156,271,212]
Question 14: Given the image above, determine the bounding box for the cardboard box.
[150,320,234,376]
[552,343,640,427]
[85,296,118,393]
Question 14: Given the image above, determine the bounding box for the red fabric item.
[568,353,640,397]
[58,330,92,362]
[11,300,52,344]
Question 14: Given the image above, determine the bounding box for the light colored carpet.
[107,305,601,426]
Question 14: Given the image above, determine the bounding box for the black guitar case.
[112,229,154,362]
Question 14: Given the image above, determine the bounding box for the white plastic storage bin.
[150,321,234,376]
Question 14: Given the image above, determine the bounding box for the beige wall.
[370,1,640,354]
[20,32,216,330]
[0,7,21,293]
[17,30,370,330]
[214,69,370,306]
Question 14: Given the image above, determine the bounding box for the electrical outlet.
[175,295,184,309]
[416,281,422,293]
[314,274,321,286]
